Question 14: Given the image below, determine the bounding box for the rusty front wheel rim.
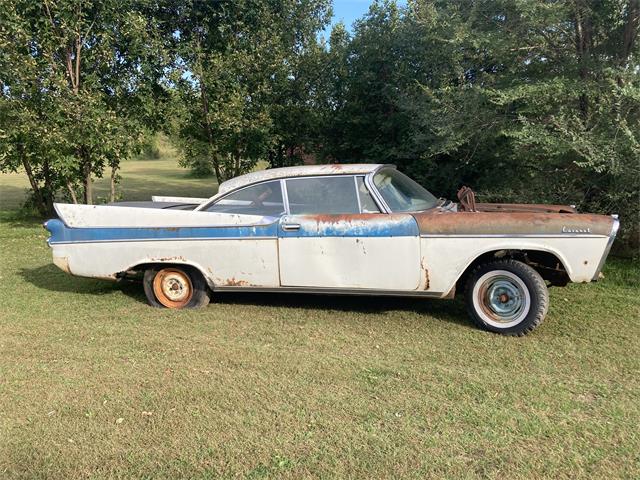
[152,268,193,308]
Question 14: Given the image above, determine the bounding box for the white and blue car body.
[44,164,619,335]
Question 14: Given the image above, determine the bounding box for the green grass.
[1,157,639,478]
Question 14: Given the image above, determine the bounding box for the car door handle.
[282,223,301,231]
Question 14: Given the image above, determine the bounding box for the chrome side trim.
[354,176,363,213]
[591,216,620,281]
[420,233,609,239]
[213,285,445,298]
[280,179,291,215]
[49,237,276,245]
[364,168,392,214]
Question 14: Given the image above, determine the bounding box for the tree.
[319,0,639,248]
[410,0,640,246]
[266,2,332,168]
[172,0,331,181]
[0,0,166,213]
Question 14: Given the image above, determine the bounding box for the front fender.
[420,236,611,295]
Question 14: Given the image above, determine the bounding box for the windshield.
[372,168,439,212]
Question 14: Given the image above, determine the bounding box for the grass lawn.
[1,157,639,478]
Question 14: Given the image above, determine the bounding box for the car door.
[278,175,422,290]
[200,180,285,287]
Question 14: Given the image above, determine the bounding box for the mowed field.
[0,155,216,212]
[1,157,639,479]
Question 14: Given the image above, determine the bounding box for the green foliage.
[170,0,331,181]
[0,0,637,249]
[319,0,639,248]
[0,0,167,212]
[137,132,162,161]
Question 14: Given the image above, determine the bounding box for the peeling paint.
[420,258,430,290]
[414,210,614,236]
[280,214,418,238]
[150,256,187,263]
[223,277,251,287]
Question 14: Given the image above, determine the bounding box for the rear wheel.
[143,265,210,309]
[465,259,548,336]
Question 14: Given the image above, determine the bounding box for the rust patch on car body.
[413,210,614,236]
[151,256,187,263]
[303,213,406,224]
[457,186,577,214]
[420,258,430,290]
[294,214,417,237]
[473,203,577,214]
[223,277,250,287]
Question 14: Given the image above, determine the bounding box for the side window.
[356,177,381,213]
[286,176,360,214]
[205,180,285,216]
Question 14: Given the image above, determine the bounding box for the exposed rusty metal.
[302,213,406,223]
[151,256,187,263]
[457,186,477,212]
[457,186,577,214]
[413,210,614,236]
[152,268,194,308]
[223,277,251,287]
[420,257,430,290]
[474,203,577,214]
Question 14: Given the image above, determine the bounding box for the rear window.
[286,177,360,214]
[205,180,285,216]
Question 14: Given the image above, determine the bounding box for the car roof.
[217,164,388,195]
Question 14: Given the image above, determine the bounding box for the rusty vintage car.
[44,164,619,335]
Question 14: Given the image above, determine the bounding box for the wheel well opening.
[117,262,208,284]
[457,249,570,293]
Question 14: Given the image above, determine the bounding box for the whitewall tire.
[465,260,548,336]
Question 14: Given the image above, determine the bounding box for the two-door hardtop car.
[44,164,619,335]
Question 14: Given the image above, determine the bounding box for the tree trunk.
[66,181,78,204]
[18,144,48,216]
[194,39,222,184]
[574,2,592,120]
[622,0,640,61]
[82,151,93,205]
[42,159,54,213]
[109,164,117,202]
[617,1,639,86]
[233,150,241,178]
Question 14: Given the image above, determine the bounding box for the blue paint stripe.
[278,215,418,237]
[44,214,419,244]
[44,219,279,244]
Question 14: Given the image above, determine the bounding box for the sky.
[331,0,376,31]
[323,0,407,38]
